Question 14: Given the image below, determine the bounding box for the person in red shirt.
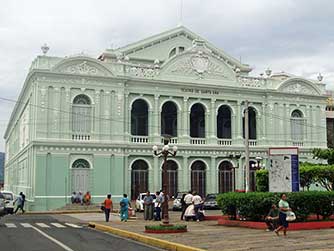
[103,194,113,222]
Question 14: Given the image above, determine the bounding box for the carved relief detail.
[62,61,100,75]
[169,51,228,79]
[125,65,159,78]
[281,82,317,95]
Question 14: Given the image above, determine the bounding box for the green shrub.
[255,169,268,192]
[217,191,334,221]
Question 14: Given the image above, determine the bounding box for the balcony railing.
[217,139,232,146]
[161,138,178,144]
[72,134,90,141]
[190,138,206,145]
[249,140,257,146]
[292,141,303,147]
[131,136,149,143]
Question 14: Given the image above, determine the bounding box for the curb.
[88,222,205,251]
[26,210,102,215]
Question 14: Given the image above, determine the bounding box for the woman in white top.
[192,192,203,222]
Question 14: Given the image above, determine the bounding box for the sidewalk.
[68,211,334,251]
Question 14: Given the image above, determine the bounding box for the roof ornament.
[41,43,49,55]
[317,73,323,82]
[154,59,160,69]
[265,67,272,77]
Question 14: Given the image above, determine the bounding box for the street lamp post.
[251,156,265,170]
[152,139,177,225]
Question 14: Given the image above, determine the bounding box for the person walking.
[143,191,154,220]
[274,193,291,236]
[14,192,25,214]
[154,191,162,221]
[181,191,193,220]
[102,194,113,222]
[192,192,203,222]
[119,194,130,222]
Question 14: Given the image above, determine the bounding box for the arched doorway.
[71,159,90,193]
[161,160,178,198]
[217,105,232,139]
[131,99,149,136]
[191,161,206,197]
[161,101,178,137]
[190,103,205,138]
[131,160,149,200]
[243,107,257,139]
[218,161,234,193]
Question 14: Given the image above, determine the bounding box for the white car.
[1,190,16,214]
[135,193,156,212]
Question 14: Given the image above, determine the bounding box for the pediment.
[159,40,236,81]
[52,57,114,77]
[278,78,321,95]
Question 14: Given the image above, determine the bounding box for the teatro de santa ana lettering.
[4,26,328,210]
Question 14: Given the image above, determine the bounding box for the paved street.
[70,210,334,251]
[0,214,162,251]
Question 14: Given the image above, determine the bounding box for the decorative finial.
[317,73,323,82]
[41,43,49,55]
[265,67,272,77]
[154,59,160,69]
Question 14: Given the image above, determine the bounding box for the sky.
[1,0,334,152]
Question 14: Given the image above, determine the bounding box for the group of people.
[143,190,165,221]
[101,193,131,222]
[180,191,205,222]
[264,193,293,236]
[71,191,91,205]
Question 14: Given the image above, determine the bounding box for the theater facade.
[4,26,328,210]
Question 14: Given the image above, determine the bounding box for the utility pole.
[244,100,250,192]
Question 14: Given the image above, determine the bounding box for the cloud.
[0,0,333,151]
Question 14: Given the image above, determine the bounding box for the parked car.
[172,191,187,211]
[0,192,7,218]
[135,193,156,212]
[203,193,219,209]
[1,190,15,214]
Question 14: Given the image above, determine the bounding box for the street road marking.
[36,223,50,228]
[21,223,33,228]
[64,223,82,228]
[30,226,74,251]
[50,223,66,228]
[4,223,16,228]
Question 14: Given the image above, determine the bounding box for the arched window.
[72,94,92,135]
[243,107,257,140]
[218,161,234,193]
[190,103,205,138]
[131,160,149,200]
[291,110,304,141]
[162,160,178,198]
[131,99,148,136]
[161,101,177,137]
[191,161,206,197]
[217,105,231,139]
[72,159,90,169]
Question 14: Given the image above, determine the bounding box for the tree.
[312,148,334,165]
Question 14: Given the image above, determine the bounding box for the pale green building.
[4,26,327,210]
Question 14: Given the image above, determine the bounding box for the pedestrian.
[102,194,113,222]
[143,191,154,220]
[265,204,279,231]
[192,191,203,222]
[154,191,162,221]
[83,191,91,205]
[274,193,291,236]
[71,192,76,204]
[14,192,25,214]
[119,194,130,222]
[181,191,193,220]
